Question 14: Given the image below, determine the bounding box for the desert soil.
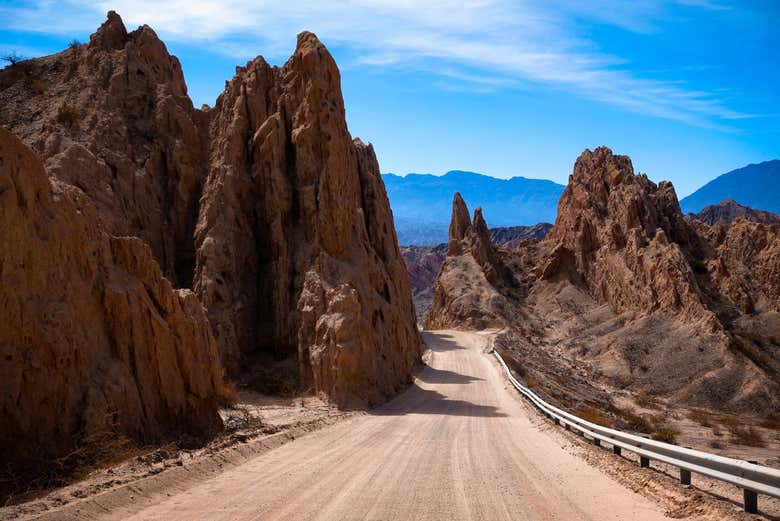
[5,330,776,521]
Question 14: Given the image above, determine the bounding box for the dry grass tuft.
[728,426,766,447]
[687,408,713,427]
[31,78,46,93]
[635,392,662,409]
[612,406,653,433]
[577,406,612,427]
[650,425,680,444]
[57,104,80,127]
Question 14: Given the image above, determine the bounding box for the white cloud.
[0,0,749,126]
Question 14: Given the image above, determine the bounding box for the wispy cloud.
[0,0,749,127]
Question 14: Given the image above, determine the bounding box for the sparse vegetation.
[612,406,653,433]
[1,51,26,66]
[650,425,679,444]
[635,392,662,409]
[498,348,526,377]
[728,425,766,447]
[68,39,82,51]
[709,440,725,449]
[57,103,81,127]
[0,412,144,504]
[687,408,713,427]
[31,78,46,93]
[524,375,539,389]
[577,406,612,427]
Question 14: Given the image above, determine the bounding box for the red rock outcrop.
[544,147,710,322]
[400,223,551,320]
[0,128,225,482]
[1,13,419,408]
[426,193,512,329]
[193,33,419,404]
[686,199,780,227]
[428,147,780,413]
[0,11,207,287]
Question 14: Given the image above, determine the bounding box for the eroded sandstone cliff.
[0,128,225,487]
[195,35,420,402]
[0,12,419,412]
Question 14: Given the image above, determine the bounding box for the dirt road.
[58,331,676,520]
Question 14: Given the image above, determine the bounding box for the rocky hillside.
[686,199,780,226]
[0,11,419,491]
[489,223,553,247]
[401,223,551,320]
[428,147,780,415]
[0,128,227,491]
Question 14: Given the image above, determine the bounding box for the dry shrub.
[31,78,46,93]
[651,425,680,444]
[612,406,653,433]
[498,348,526,377]
[0,412,144,504]
[635,392,662,409]
[578,407,612,427]
[728,426,766,447]
[524,376,539,389]
[57,104,80,126]
[709,439,725,449]
[688,409,713,427]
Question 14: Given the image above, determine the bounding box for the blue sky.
[1,0,777,196]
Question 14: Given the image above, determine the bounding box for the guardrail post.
[554,418,559,425]
[640,456,650,468]
[612,445,621,455]
[743,489,757,514]
[593,438,600,447]
[680,469,691,485]
[564,424,570,431]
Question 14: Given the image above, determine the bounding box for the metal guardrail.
[493,350,780,514]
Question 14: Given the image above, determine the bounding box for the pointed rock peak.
[449,192,472,242]
[472,207,489,233]
[571,146,634,189]
[296,31,323,50]
[90,10,128,50]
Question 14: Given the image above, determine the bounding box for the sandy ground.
[4,330,776,520]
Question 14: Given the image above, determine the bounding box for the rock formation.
[0,12,419,411]
[401,223,551,320]
[426,193,513,329]
[0,11,207,288]
[428,147,780,414]
[686,199,780,227]
[489,223,552,247]
[0,128,225,485]
[193,33,419,403]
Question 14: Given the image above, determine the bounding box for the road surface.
[81,331,674,520]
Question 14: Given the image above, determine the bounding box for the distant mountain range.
[383,171,564,245]
[680,160,780,214]
[386,160,779,246]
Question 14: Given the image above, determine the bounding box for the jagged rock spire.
[449,192,472,243]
